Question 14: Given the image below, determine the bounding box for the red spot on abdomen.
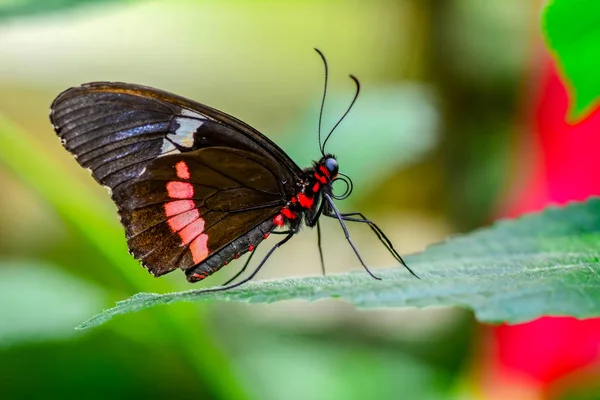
[175,161,191,179]
[281,208,296,219]
[297,192,314,209]
[248,245,254,251]
[167,181,194,199]
[273,214,285,227]
[190,272,206,281]
[164,200,195,217]
[312,182,320,193]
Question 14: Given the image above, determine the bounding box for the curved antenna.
[314,48,329,156]
[332,172,354,200]
[321,74,360,153]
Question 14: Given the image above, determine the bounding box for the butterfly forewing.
[50,82,300,280]
[50,82,302,195]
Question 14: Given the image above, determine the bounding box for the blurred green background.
[0,1,539,399]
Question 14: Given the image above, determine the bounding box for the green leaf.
[80,198,600,329]
[542,0,600,120]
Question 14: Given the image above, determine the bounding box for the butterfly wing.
[50,82,300,281]
[116,147,286,278]
[50,82,303,194]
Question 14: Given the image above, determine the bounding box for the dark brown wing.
[49,82,301,280]
[50,82,302,195]
[115,147,286,277]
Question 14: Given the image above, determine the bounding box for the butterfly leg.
[322,193,381,280]
[221,247,258,286]
[304,202,327,275]
[198,232,295,294]
[317,219,326,275]
[221,230,294,286]
[335,212,419,279]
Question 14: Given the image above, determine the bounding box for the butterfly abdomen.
[186,219,275,282]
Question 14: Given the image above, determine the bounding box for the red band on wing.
[179,219,206,245]
[167,209,200,232]
[190,234,209,264]
[164,200,195,217]
[164,176,210,264]
[175,161,191,179]
[167,181,194,199]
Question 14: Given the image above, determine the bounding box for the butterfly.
[49,49,418,292]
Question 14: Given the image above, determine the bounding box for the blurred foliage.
[233,333,447,400]
[285,83,439,198]
[0,115,250,399]
[556,376,600,400]
[427,0,525,230]
[0,0,126,20]
[0,0,544,399]
[543,0,600,121]
[0,260,106,346]
[0,330,214,399]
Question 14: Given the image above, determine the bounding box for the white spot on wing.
[159,140,178,155]
[168,117,204,148]
[181,109,204,118]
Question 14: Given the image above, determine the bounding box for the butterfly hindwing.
[113,147,287,277]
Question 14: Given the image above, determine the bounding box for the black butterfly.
[49,49,418,291]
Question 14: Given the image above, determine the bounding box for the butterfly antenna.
[321,74,360,153]
[314,48,329,156]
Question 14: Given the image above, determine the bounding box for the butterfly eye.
[324,157,339,178]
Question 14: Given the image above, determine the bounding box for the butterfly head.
[316,154,338,181]
[314,154,353,201]
[323,156,339,179]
